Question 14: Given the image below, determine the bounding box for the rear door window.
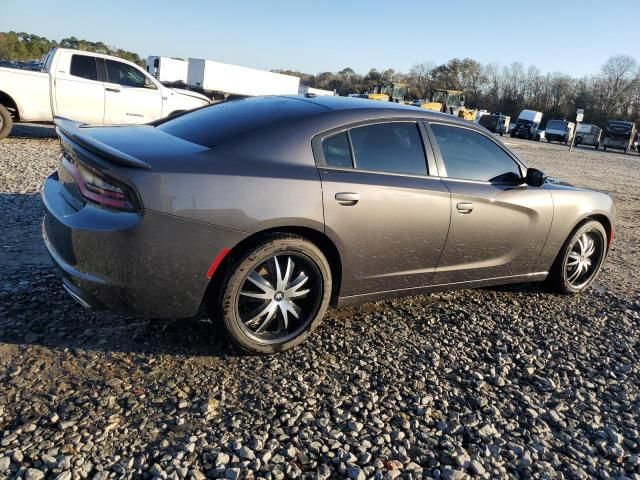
[349,122,427,176]
[322,132,353,168]
[70,54,98,81]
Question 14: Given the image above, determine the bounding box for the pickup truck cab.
[0,48,210,139]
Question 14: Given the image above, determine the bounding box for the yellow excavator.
[420,89,477,121]
[360,82,407,103]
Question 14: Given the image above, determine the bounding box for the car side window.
[70,55,98,81]
[350,122,427,176]
[105,59,149,88]
[322,132,353,168]
[430,123,521,182]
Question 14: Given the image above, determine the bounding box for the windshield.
[546,120,566,131]
[431,90,447,104]
[447,92,461,106]
[380,85,393,96]
[393,85,406,100]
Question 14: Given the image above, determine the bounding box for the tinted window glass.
[322,132,352,168]
[431,124,521,182]
[105,59,147,88]
[158,96,327,147]
[350,122,427,175]
[70,55,98,81]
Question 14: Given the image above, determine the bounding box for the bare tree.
[408,62,435,99]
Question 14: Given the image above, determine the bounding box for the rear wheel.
[0,104,13,140]
[216,234,331,353]
[547,220,607,294]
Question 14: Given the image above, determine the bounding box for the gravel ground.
[0,125,639,480]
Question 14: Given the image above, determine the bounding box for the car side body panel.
[320,168,451,296]
[433,180,553,283]
[534,184,615,272]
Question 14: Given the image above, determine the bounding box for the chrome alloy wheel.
[565,231,604,288]
[235,252,323,344]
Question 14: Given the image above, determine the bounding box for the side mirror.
[144,77,157,89]
[524,168,545,187]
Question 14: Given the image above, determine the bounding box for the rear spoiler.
[54,117,151,170]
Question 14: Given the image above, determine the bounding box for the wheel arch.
[0,90,20,120]
[583,213,613,245]
[202,225,343,312]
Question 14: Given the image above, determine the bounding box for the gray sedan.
[42,96,615,353]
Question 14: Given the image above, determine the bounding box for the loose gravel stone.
[0,131,639,479]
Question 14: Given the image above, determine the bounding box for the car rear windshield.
[546,120,566,130]
[157,96,327,147]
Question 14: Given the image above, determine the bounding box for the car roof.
[278,94,472,126]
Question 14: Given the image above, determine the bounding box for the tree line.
[277,55,640,127]
[0,31,144,66]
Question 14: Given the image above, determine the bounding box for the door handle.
[456,202,474,214]
[106,87,121,93]
[335,192,360,206]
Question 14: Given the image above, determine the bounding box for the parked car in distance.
[478,113,510,136]
[42,96,615,353]
[575,123,602,149]
[545,119,575,144]
[511,109,543,140]
[0,48,210,139]
[0,60,18,69]
[602,120,637,153]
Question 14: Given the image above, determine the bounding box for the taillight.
[61,154,138,211]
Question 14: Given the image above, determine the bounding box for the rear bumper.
[42,172,247,318]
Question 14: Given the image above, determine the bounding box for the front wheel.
[547,220,607,294]
[216,234,332,353]
[0,104,13,140]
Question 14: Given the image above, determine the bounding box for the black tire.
[0,104,13,140]
[499,132,503,137]
[546,220,608,294]
[603,146,607,151]
[575,136,582,146]
[595,142,599,150]
[510,131,515,138]
[216,234,332,354]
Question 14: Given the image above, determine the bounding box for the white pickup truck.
[0,48,210,139]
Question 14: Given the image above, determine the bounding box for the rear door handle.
[456,202,474,214]
[335,192,360,206]
[106,87,121,93]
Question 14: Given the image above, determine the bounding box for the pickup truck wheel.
[0,104,13,140]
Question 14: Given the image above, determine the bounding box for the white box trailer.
[146,56,188,83]
[187,58,300,96]
[298,85,336,96]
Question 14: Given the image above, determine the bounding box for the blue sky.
[2,0,639,77]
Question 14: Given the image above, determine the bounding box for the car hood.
[170,88,210,103]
